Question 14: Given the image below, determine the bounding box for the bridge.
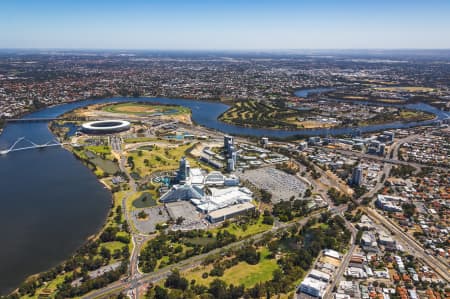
[5,117,91,123]
[0,137,69,155]
[5,118,60,123]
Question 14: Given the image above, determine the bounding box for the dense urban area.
[0,50,449,299]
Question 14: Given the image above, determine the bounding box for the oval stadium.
[81,120,131,134]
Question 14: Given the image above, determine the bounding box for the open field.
[102,102,190,115]
[123,137,160,144]
[375,86,436,93]
[358,109,435,126]
[210,215,273,239]
[126,142,212,177]
[340,95,406,104]
[184,247,278,288]
[68,102,192,124]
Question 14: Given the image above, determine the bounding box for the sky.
[1,0,450,50]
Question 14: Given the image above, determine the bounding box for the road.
[363,207,450,283]
[82,209,335,299]
[321,137,449,298]
[317,146,447,172]
[324,221,357,299]
[112,141,155,299]
[92,134,448,299]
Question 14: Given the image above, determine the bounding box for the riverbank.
[218,97,437,131]
[9,136,133,298]
[1,92,448,295]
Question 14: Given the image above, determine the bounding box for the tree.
[100,247,111,260]
[165,270,188,291]
[237,246,260,265]
[304,188,312,198]
[154,285,169,299]
[208,279,227,298]
[262,215,274,225]
[176,217,185,225]
[138,210,148,219]
[402,203,416,218]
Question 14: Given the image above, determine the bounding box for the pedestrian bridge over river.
[0,137,69,155]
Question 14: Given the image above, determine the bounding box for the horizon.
[1,48,450,52]
[1,0,450,49]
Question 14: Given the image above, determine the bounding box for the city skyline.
[1,0,450,50]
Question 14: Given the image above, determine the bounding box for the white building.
[298,277,327,298]
[309,269,331,283]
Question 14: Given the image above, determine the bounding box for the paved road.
[82,210,333,299]
[363,207,450,283]
[318,146,448,172]
[323,220,357,299]
[114,147,154,299]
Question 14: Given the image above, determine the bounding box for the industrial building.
[308,269,331,283]
[206,202,255,223]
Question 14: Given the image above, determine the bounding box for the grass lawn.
[102,241,126,252]
[21,272,70,299]
[185,247,278,288]
[375,86,435,93]
[311,222,329,230]
[102,102,190,116]
[85,145,112,156]
[124,137,160,144]
[210,215,272,239]
[126,143,210,177]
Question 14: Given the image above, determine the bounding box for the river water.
[0,90,448,294]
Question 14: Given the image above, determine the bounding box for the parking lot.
[239,167,307,202]
[166,201,208,231]
[132,206,170,233]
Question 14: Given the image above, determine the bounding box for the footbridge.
[0,137,69,155]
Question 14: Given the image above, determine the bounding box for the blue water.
[16,94,449,139]
[0,89,448,294]
[0,122,111,294]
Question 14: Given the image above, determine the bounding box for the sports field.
[102,102,190,115]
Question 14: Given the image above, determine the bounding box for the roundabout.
[81,119,131,134]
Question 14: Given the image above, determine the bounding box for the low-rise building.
[206,202,255,223]
[298,277,327,298]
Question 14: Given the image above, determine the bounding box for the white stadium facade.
[81,120,131,134]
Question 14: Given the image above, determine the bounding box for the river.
[0,90,448,294]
